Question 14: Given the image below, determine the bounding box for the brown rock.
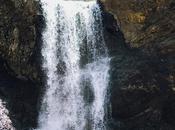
[0,0,42,82]
[101,0,175,54]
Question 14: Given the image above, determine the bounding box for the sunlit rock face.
[100,0,175,52]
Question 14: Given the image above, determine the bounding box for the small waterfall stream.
[38,0,110,130]
[0,99,15,130]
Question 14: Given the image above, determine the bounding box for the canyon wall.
[100,0,175,129]
[0,0,43,82]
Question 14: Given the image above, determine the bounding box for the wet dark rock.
[0,0,43,129]
[100,1,175,129]
[0,58,40,130]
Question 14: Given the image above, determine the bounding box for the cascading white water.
[0,99,15,130]
[38,0,110,130]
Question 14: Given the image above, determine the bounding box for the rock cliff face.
[0,0,42,82]
[100,0,175,51]
[0,1,42,129]
[100,0,175,129]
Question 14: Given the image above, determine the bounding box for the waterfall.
[38,0,110,130]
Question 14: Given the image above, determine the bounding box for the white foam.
[38,1,110,130]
